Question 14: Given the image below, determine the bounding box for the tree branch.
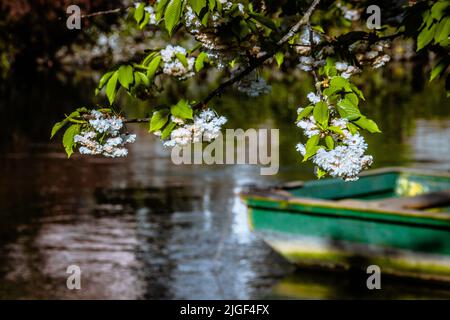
[124,0,322,123]
[191,0,321,110]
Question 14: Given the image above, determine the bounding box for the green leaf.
[118,65,134,90]
[161,121,176,139]
[354,116,381,133]
[350,84,365,100]
[165,0,183,36]
[330,76,350,90]
[96,71,114,94]
[430,1,448,20]
[201,12,210,26]
[147,56,161,80]
[149,109,170,132]
[62,124,80,158]
[195,52,207,72]
[142,52,159,66]
[51,118,69,138]
[313,101,329,127]
[323,86,341,97]
[208,0,216,10]
[156,0,170,20]
[345,92,359,106]
[325,135,334,149]
[337,98,361,120]
[316,167,327,179]
[139,11,151,29]
[346,122,359,135]
[189,0,206,15]
[106,71,119,105]
[434,17,450,44]
[171,99,193,119]
[430,57,449,81]
[328,126,345,135]
[417,22,437,51]
[136,72,150,87]
[297,106,314,121]
[175,53,188,67]
[134,3,145,24]
[275,52,284,68]
[303,134,320,162]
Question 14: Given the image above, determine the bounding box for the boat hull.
[243,168,450,282]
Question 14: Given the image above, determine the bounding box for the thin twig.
[80,8,126,19]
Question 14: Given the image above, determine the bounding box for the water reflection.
[0,72,449,299]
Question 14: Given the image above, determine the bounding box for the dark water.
[0,70,449,299]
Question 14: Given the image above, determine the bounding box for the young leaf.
[165,0,183,36]
[313,101,329,127]
[171,99,193,119]
[62,124,80,158]
[195,52,207,72]
[175,53,188,67]
[96,71,114,94]
[147,56,161,80]
[297,106,314,120]
[316,167,327,179]
[354,116,381,133]
[275,52,284,68]
[337,98,361,120]
[303,134,320,162]
[136,72,150,87]
[325,136,335,149]
[346,122,359,135]
[161,121,176,139]
[345,92,359,106]
[189,0,206,15]
[156,0,170,20]
[139,11,151,29]
[430,57,450,82]
[149,109,170,132]
[106,71,119,105]
[118,65,134,90]
[417,22,437,51]
[51,119,69,138]
[330,76,350,90]
[328,126,345,135]
[350,84,365,100]
[134,3,145,24]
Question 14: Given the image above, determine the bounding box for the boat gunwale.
[240,167,450,225]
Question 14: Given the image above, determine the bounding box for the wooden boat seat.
[339,190,450,210]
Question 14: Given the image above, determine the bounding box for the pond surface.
[0,71,449,299]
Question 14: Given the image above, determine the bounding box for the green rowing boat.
[241,168,450,283]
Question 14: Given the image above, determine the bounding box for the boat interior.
[282,169,450,213]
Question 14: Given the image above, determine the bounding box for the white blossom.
[161,109,227,148]
[307,92,321,104]
[160,45,195,80]
[74,110,136,158]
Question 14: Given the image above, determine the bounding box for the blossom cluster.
[349,40,391,69]
[74,110,136,157]
[160,45,195,79]
[155,109,227,148]
[296,107,373,181]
